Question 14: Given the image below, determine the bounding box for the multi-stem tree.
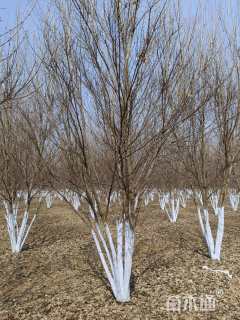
[40,0,201,301]
[173,27,240,260]
[0,30,41,253]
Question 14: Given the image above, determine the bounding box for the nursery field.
[1,0,240,319]
[0,201,240,320]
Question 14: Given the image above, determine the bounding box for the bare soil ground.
[0,200,240,320]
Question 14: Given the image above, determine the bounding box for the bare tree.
[37,0,204,301]
[0,28,40,253]
[172,26,240,260]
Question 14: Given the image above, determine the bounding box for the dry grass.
[0,200,240,319]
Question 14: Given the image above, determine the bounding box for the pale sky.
[0,0,239,34]
[0,0,49,35]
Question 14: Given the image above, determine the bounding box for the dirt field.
[0,200,240,320]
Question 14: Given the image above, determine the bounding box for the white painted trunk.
[71,193,81,211]
[150,192,154,202]
[198,207,224,261]
[159,197,166,210]
[92,220,134,302]
[178,191,187,208]
[4,201,36,253]
[45,193,53,209]
[164,198,180,223]
[229,192,240,211]
[159,194,168,211]
[144,193,149,206]
[210,191,220,216]
[194,191,203,207]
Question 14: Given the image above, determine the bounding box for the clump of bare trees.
[1,0,240,303]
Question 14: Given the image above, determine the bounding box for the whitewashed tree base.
[92,220,134,302]
[194,191,203,207]
[4,201,36,253]
[198,207,224,261]
[159,194,168,211]
[45,192,53,209]
[71,193,81,211]
[178,191,187,208]
[164,198,180,223]
[210,191,220,216]
[229,192,240,212]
